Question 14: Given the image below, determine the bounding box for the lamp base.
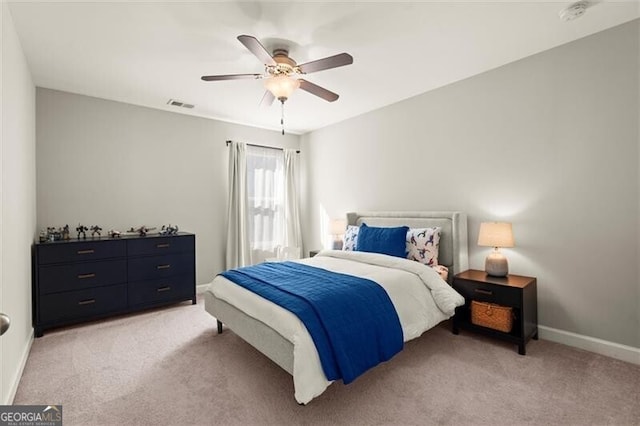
[332,239,343,250]
[485,252,509,277]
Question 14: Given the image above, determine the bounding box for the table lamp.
[329,219,347,250]
[477,222,514,277]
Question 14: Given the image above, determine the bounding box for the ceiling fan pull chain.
[281,100,285,135]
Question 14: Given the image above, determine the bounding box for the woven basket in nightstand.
[471,300,514,333]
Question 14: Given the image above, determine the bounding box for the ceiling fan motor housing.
[267,49,300,76]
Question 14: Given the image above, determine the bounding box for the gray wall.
[300,20,639,348]
[36,89,299,285]
[1,2,37,403]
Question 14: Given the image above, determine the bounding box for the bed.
[204,211,469,404]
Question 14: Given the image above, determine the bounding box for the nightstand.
[452,269,538,355]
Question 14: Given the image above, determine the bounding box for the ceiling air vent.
[167,99,195,109]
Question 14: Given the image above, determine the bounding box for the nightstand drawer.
[128,275,194,306]
[37,240,126,264]
[39,284,127,323]
[127,235,194,256]
[454,278,521,307]
[39,259,127,294]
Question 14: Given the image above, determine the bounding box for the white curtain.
[225,141,251,269]
[246,145,285,263]
[283,149,303,258]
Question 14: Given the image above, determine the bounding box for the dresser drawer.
[127,253,194,282]
[128,275,194,306]
[127,235,194,256]
[39,284,127,323]
[37,240,126,265]
[454,278,521,307]
[39,259,127,295]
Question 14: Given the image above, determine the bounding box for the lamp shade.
[477,222,515,248]
[329,219,347,236]
[264,75,300,100]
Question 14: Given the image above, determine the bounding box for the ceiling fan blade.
[298,53,353,74]
[238,35,277,66]
[260,91,275,107]
[298,79,339,102]
[201,73,261,81]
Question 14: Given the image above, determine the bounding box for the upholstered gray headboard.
[346,211,469,278]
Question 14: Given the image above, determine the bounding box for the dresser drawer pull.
[157,264,171,270]
[77,249,95,255]
[77,273,96,279]
[157,243,170,248]
[474,289,493,296]
[157,286,171,292]
[78,299,96,305]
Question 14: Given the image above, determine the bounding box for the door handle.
[0,313,10,336]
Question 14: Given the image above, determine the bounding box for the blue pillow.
[355,223,409,258]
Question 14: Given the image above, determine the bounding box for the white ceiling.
[8,1,639,135]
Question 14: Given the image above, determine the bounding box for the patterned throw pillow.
[406,227,441,266]
[342,225,359,251]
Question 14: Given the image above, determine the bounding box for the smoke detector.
[559,1,589,21]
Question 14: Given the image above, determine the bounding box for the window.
[246,146,285,261]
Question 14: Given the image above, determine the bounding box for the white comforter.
[206,250,464,404]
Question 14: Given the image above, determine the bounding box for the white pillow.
[406,227,441,266]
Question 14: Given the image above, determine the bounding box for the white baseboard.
[5,329,34,404]
[196,283,210,294]
[539,325,640,365]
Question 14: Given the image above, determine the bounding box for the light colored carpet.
[14,298,640,426]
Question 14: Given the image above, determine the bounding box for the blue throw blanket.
[220,261,403,384]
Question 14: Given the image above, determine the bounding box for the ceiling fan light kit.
[264,75,300,101]
[201,35,353,134]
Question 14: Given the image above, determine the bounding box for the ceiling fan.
[201,35,353,132]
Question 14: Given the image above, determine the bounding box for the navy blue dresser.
[33,232,196,337]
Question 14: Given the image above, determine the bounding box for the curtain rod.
[226,140,300,154]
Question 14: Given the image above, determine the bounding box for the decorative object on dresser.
[477,222,514,277]
[329,219,347,250]
[159,224,179,236]
[127,225,157,237]
[76,224,89,239]
[452,269,537,355]
[61,224,71,240]
[44,226,62,242]
[90,225,102,238]
[33,232,196,337]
